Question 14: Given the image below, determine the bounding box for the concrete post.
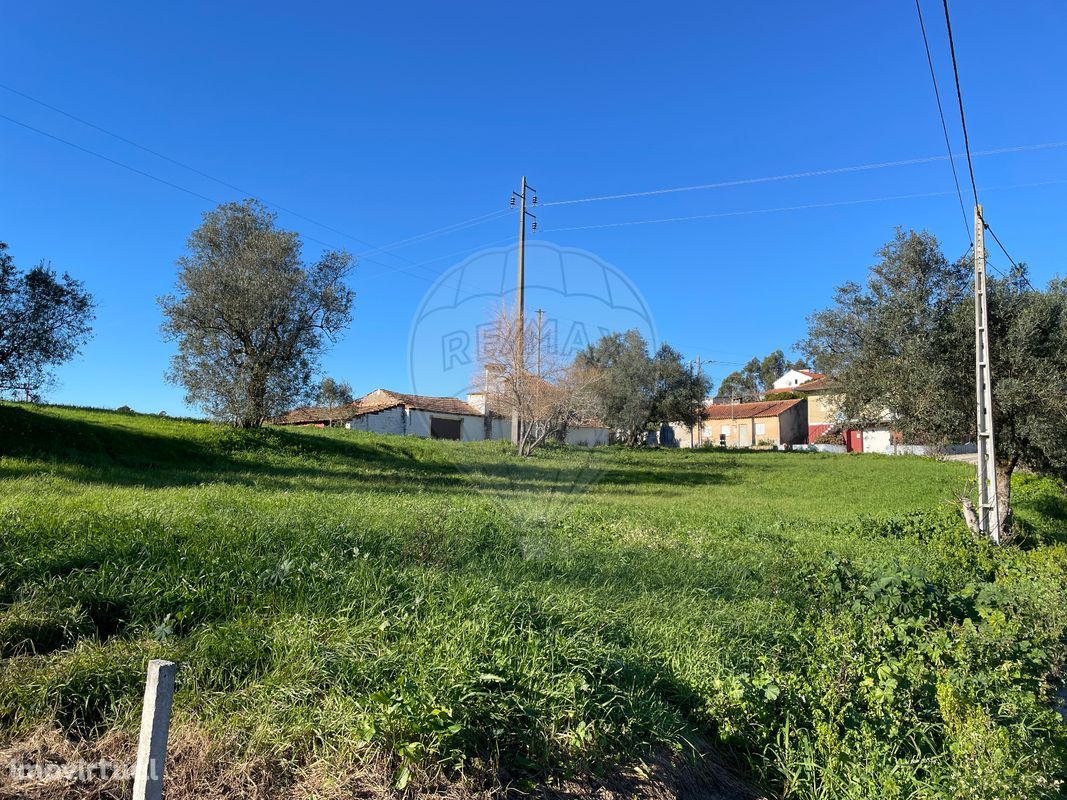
[132,659,176,800]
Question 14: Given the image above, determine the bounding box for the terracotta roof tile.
[793,376,833,392]
[270,404,358,425]
[702,398,804,420]
[358,390,480,416]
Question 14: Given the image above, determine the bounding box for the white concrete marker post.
[132,659,177,800]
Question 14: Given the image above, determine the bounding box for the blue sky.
[3,2,1065,415]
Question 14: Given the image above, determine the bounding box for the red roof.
[702,398,804,420]
[793,376,832,393]
[799,370,826,380]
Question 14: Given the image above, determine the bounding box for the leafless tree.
[478,304,601,456]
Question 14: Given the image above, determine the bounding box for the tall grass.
[0,403,1064,797]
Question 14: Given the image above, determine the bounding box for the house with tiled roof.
[666,397,808,448]
[771,368,826,390]
[273,388,488,441]
[702,398,808,447]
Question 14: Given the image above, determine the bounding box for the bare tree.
[478,304,601,456]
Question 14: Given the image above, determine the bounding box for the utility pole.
[694,356,703,447]
[510,176,537,445]
[536,309,544,381]
[973,204,1002,544]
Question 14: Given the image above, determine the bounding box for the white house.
[771,369,826,390]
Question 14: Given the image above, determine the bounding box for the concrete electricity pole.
[510,176,537,445]
[973,204,1002,544]
[536,308,544,381]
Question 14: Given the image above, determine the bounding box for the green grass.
[1,402,1065,797]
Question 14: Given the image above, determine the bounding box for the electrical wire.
[0,82,508,268]
[937,3,1038,292]
[541,141,1067,208]
[0,110,514,287]
[543,179,1067,233]
[915,0,971,243]
[940,0,980,205]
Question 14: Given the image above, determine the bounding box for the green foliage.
[158,200,355,428]
[0,241,95,402]
[803,229,1067,535]
[315,376,354,419]
[576,330,709,444]
[0,403,1064,796]
[716,349,807,401]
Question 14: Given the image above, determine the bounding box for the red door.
[847,429,863,452]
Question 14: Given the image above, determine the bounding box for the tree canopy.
[159,201,354,427]
[316,377,354,410]
[802,227,1067,539]
[0,242,94,402]
[715,349,807,401]
[576,330,709,445]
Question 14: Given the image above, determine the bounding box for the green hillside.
[0,403,1064,798]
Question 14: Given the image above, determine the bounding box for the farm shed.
[345,389,487,441]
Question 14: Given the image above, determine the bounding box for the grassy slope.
[0,403,1064,797]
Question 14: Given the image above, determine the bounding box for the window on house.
[755,422,766,436]
[721,424,731,435]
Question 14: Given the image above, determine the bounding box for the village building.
[273,387,610,446]
[702,398,808,447]
[771,368,826,390]
[666,398,808,448]
[273,389,488,441]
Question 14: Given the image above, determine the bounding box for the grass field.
[0,403,1065,798]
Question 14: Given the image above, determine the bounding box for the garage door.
[430,416,462,440]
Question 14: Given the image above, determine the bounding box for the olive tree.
[316,376,354,424]
[160,201,354,427]
[803,228,1067,541]
[576,330,709,446]
[0,242,94,402]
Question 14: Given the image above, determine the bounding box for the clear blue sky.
[3,2,1065,415]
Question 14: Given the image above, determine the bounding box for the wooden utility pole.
[694,357,703,447]
[973,204,1002,544]
[510,177,537,445]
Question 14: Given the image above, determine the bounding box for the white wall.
[406,409,486,441]
[566,426,609,447]
[773,369,814,389]
[345,406,405,435]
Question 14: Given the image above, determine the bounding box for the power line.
[936,4,1037,292]
[941,0,980,205]
[0,82,508,268]
[354,209,510,259]
[914,0,971,243]
[0,112,221,206]
[543,179,1067,233]
[542,141,1067,207]
[984,223,1019,271]
[0,110,515,288]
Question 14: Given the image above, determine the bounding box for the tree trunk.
[994,457,1015,540]
[959,454,1016,544]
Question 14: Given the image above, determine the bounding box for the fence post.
[132,659,176,800]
